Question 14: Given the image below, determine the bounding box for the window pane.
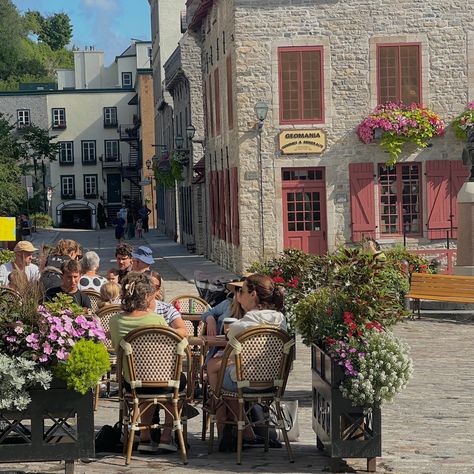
[379,46,398,103]
[400,45,420,104]
[302,50,322,120]
[280,52,300,121]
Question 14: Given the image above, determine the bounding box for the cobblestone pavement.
[1,229,473,473]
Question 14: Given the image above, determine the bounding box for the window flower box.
[452,102,474,141]
[357,102,445,166]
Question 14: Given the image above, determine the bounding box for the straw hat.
[13,241,38,253]
[225,272,254,292]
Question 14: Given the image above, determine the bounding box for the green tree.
[0,0,24,81]
[38,13,72,51]
[0,114,26,215]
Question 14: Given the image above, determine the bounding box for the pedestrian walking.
[112,212,125,242]
[126,208,136,240]
[136,218,143,239]
[138,204,151,233]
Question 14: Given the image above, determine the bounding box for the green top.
[109,312,167,382]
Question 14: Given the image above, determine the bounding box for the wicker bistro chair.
[94,304,123,410]
[81,289,102,314]
[117,326,192,465]
[168,294,210,337]
[207,326,295,465]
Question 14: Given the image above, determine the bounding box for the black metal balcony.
[118,124,139,141]
[100,154,122,168]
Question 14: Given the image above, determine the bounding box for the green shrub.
[30,212,53,228]
[0,249,14,265]
[54,339,110,395]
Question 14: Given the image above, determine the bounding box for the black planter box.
[311,344,381,472]
[0,380,94,473]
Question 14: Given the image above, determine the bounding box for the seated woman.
[109,272,182,454]
[206,274,287,447]
[200,280,244,336]
[145,270,188,338]
[78,251,107,292]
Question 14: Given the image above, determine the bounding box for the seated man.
[45,259,92,310]
[0,241,40,286]
[132,246,154,273]
[115,243,133,283]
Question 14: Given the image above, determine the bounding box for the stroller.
[194,271,231,307]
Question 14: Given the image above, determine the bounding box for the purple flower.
[349,347,356,353]
[6,336,17,343]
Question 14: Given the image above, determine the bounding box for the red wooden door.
[282,168,327,255]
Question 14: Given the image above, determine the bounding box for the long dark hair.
[245,274,284,311]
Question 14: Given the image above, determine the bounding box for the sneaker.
[157,442,178,453]
[137,440,159,453]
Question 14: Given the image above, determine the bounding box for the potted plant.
[0,281,110,471]
[155,152,184,188]
[292,248,413,472]
[357,102,445,166]
[452,102,474,140]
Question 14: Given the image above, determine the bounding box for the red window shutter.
[214,69,221,136]
[426,160,451,240]
[349,163,376,242]
[226,55,234,130]
[231,167,240,245]
[208,172,214,235]
[450,160,470,238]
[208,74,214,138]
[225,168,232,242]
[214,170,219,236]
[218,170,225,239]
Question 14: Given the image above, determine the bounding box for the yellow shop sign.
[279,130,327,155]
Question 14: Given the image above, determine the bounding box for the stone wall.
[193,0,473,272]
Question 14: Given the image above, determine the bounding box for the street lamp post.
[254,101,269,259]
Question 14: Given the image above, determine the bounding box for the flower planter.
[311,344,381,472]
[0,380,94,474]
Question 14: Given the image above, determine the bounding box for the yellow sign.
[0,217,16,241]
[279,129,327,155]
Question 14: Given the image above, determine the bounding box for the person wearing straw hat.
[0,240,40,286]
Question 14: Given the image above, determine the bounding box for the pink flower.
[42,342,52,355]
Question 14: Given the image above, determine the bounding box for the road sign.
[0,217,16,241]
[139,179,151,186]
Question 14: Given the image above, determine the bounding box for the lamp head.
[174,135,184,149]
[254,101,269,122]
[186,124,196,140]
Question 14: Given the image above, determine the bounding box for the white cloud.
[81,0,119,12]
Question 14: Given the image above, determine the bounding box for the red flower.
[326,337,336,345]
[273,276,284,284]
[343,312,354,325]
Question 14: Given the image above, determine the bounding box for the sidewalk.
[142,233,238,283]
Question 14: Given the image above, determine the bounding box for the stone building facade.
[185,0,473,272]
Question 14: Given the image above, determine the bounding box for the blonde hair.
[99,281,121,307]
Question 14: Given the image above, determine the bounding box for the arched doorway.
[56,200,97,229]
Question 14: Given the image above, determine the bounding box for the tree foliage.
[0,113,59,215]
[0,1,73,90]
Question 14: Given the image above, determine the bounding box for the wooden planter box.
[0,379,94,474]
[311,344,381,472]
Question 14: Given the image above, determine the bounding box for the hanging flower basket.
[357,102,445,166]
[452,102,474,140]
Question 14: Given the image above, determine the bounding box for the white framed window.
[104,140,119,160]
[59,141,74,164]
[103,107,118,127]
[61,175,75,198]
[17,109,30,126]
[82,140,96,164]
[122,72,132,87]
[84,174,97,198]
[52,108,66,128]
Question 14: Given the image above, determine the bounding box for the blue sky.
[12,0,151,63]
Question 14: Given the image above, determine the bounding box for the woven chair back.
[96,304,122,349]
[121,326,191,388]
[169,294,210,314]
[82,289,102,314]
